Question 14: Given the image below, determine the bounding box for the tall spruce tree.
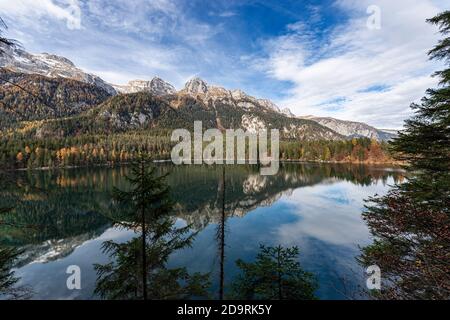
[0,208,15,284]
[0,207,29,299]
[0,244,20,298]
[95,156,210,300]
[360,11,450,299]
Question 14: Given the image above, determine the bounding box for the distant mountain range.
[298,116,397,141]
[0,44,397,141]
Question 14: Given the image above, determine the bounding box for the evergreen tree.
[0,207,28,299]
[230,245,318,300]
[0,245,20,299]
[360,11,450,299]
[94,155,210,300]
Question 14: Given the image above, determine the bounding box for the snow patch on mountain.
[0,44,116,95]
[0,44,396,141]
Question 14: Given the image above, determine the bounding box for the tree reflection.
[0,207,31,299]
[230,245,318,300]
[216,166,227,300]
[94,156,210,300]
[0,163,405,299]
[0,208,18,298]
[215,166,320,300]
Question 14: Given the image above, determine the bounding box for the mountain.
[0,69,112,128]
[299,116,397,141]
[0,44,116,95]
[0,45,393,142]
[24,87,342,141]
[281,107,295,117]
[377,128,400,137]
[90,78,342,140]
[0,64,342,141]
[113,77,176,95]
[184,77,209,95]
[180,77,290,114]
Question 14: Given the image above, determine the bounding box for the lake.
[0,163,405,300]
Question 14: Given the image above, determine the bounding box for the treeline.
[0,134,393,169]
[280,138,392,163]
[0,132,174,169]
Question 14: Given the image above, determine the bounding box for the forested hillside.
[0,69,112,128]
[0,71,394,170]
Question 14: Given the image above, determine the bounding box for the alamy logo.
[66,265,81,290]
[367,5,381,30]
[171,121,280,175]
[366,265,381,290]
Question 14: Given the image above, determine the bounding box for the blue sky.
[0,0,447,128]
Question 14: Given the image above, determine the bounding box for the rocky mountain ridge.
[0,43,116,95]
[113,77,176,95]
[299,116,397,141]
[0,69,112,128]
[0,45,397,140]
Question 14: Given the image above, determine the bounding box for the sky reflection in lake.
[1,164,404,299]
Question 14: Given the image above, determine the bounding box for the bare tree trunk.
[141,161,147,300]
[219,166,226,300]
[277,248,282,300]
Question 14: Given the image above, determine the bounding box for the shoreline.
[5,159,405,173]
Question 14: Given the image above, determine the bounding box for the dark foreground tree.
[0,207,30,299]
[95,155,210,300]
[0,208,18,294]
[230,245,318,300]
[359,11,450,299]
[0,245,20,298]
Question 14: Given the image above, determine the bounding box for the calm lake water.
[0,163,405,300]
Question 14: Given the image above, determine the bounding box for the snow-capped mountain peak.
[0,44,396,141]
[0,44,116,95]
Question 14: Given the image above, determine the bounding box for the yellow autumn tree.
[16,152,24,163]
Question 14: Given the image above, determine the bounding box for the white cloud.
[84,0,219,45]
[2,0,445,127]
[0,0,225,88]
[0,0,81,30]
[275,179,393,246]
[257,0,446,128]
[217,11,237,18]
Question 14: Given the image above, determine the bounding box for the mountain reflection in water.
[0,163,405,299]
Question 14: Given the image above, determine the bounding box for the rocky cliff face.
[184,77,208,95]
[113,75,394,140]
[180,77,292,115]
[113,77,176,95]
[0,69,112,126]
[0,44,116,95]
[299,116,397,141]
[0,44,395,140]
